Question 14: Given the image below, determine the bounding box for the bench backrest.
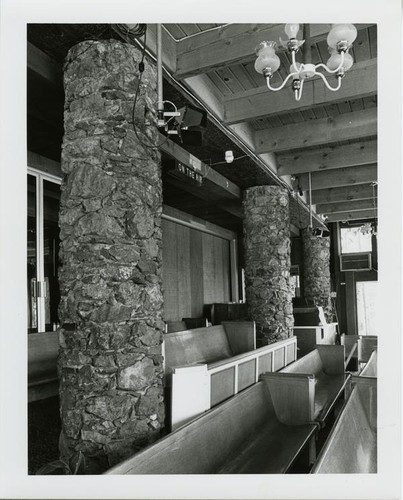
[280,345,345,376]
[312,378,377,473]
[28,332,59,382]
[105,381,273,475]
[358,335,378,363]
[360,349,377,377]
[165,318,209,333]
[164,325,233,375]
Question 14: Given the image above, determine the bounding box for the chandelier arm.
[315,71,342,92]
[294,78,304,101]
[266,71,299,92]
[315,51,345,74]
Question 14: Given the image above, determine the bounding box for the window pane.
[356,281,377,336]
[340,226,372,254]
[27,175,37,333]
[43,180,61,331]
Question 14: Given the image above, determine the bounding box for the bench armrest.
[261,372,316,425]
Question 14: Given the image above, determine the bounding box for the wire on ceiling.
[162,24,230,42]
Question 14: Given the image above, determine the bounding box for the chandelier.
[254,24,357,101]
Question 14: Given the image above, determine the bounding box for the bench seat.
[105,381,317,475]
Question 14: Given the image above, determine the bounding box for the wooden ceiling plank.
[224,59,377,124]
[352,27,371,62]
[368,25,378,58]
[255,107,377,154]
[316,199,376,214]
[27,42,62,86]
[298,164,377,191]
[312,184,375,204]
[175,23,374,79]
[277,139,377,175]
[325,209,377,222]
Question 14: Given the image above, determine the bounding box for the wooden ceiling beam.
[255,108,377,154]
[277,139,377,175]
[224,59,377,124]
[27,42,62,86]
[312,184,376,204]
[297,164,377,191]
[316,199,376,214]
[174,24,374,79]
[325,209,377,222]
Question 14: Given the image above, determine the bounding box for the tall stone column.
[243,186,294,345]
[58,40,164,473]
[301,228,333,321]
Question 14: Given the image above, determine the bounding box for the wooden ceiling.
[27,23,377,229]
[159,23,378,223]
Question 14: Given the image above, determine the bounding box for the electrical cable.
[113,24,327,229]
[162,24,230,42]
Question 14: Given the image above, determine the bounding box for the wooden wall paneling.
[222,238,231,302]
[162,219,180,321]
[189,228,204,318]
[176,223,191,320]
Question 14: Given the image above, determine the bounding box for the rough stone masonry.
[243,186,294,345]
[58,40,164,472]
[302,228,334,322]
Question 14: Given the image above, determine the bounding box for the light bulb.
[327,50,354,71]
[254,41,281,75]
[225,151,234,163]
[327,24,357,49]
[285,23,300,39]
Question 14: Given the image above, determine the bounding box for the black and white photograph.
[0,0,401,498]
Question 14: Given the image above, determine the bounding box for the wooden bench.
[164,317,209,333]
[105,381,317,475]
[311,376,377,473]
[358,335,377,364]
[360,349,377,377]
[164,322,297,429]
[341,333,359,370]
[261,345,350,428]
[292,306,338,357]
[28,331,59,402]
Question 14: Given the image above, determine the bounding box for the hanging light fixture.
[254,23,357,101]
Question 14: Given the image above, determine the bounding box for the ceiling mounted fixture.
[254,23,357,101]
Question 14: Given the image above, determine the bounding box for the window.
[27,171,61,333]
[340,226,372,254]
[356,281,377,336]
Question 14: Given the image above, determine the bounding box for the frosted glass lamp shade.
[327,50,354,71]
[254,42,281,74]
[285,23,300,39]
[289,62,301,78]
[327,24,357,49]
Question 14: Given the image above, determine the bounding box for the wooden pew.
[28,331,59,402]
[360,349,377,377]
[164,322,297,429]
[311,376,377,473]
[358,335,377,364]
[164,317,209,333]
[341,333,359,371]
[292,306,338,357]
[261,345,349,428]
[105,381,317,475]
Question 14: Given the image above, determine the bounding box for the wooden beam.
[312,184,376,204]
[27,42,62,86]
[277,140,377,176]
[298,164,377,191]
[224,59,377,124]
[325,209,377,223]
[316,199,377,214]
[159,135,241,200]
[255,108,377,154]
[175,24,373,79]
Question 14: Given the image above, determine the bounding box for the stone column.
[58,40,164,473]
[243,186,294,345]
[301,228,333,321]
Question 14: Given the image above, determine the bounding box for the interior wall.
[162,218,231,321]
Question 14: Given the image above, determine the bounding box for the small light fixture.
[254,23,357,101]
[225,150,234,163]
